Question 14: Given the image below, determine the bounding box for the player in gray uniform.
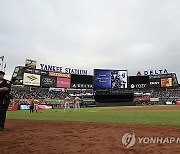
[34,101,38,113]
[64,96,70,112]
[74,96,81,111]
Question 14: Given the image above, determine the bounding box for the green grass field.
[7,106,180,126]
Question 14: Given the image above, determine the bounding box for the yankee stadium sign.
[40,64,88,75]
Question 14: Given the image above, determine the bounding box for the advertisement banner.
[24,68,34,74]
[149,73,173,79]
[8,104,19,111]
[93,69,128,89]
[49,72,71,78]
[41,76,56,88]
[20,105,30,110]
[24,68,41,75]
[130,84,148,89]
[176,101,180,105]
[161,78,173,87]
[71,83,93,89]
[40,70,49,76]
[129,76,149,89]
[56,77,71,88]
[34,69,41,75]
[23,73,41,86]
[144,69,168,75]
[165,101,173,105]
[150,98,160,102]
[25,59,37,69]
[38,105,52,109]
[134,97,150,102]
[149,78,161,88]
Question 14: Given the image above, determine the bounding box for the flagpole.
[0,55,4,71]
[1,58,3,71]
[4,63,6,72]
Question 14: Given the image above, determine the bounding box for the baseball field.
[1,105,180,153]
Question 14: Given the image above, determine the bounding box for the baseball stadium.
[1,59,180,154]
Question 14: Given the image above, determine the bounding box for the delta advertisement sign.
[40,64,88,75]
[137,69,169,76]
[143,69,168,76]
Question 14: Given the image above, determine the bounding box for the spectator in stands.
[11,86,68,100]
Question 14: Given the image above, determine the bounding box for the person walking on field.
[74,96,81,111]
[29,98,35,113]
[64,96,70,112]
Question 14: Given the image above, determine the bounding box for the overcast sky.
[0,0,180,80]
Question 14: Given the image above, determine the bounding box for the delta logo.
[136,71,142,76]
[27,75,37,81]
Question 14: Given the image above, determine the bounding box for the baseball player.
[64,96,70,112]
[34,101,38,113]
[74,96,81,111]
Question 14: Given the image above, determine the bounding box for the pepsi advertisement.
[93,69,128,89]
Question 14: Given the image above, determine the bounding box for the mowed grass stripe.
[6,106,180,126]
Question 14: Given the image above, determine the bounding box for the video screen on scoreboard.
[161,78,173,87]
[93,69,128,89]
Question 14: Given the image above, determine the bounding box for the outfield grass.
[7,106,180,126]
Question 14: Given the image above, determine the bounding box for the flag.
[0,56,4,61]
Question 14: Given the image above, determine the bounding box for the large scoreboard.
[93,69,128,89]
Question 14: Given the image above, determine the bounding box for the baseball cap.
[0,71,5,75]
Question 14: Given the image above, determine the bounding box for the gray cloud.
[0,0,180,81]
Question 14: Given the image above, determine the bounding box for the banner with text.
[41,76,56,88]
[56,77,71,88]
[129,76,150,89]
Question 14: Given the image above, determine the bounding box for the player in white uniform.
[34,101,38,113]
[74,96,81,111]
[64,96,70,112]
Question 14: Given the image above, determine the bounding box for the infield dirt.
[0,120,180,154]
